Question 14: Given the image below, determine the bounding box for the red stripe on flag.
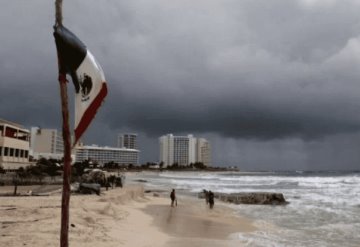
[74,82,108,144]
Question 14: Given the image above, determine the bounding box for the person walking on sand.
[208,190,214,209]
[203,189,209,204]
[170,189,176,207]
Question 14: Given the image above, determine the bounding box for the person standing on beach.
[208,191,214,209]
[203,189,209,204]
[170,189,176,207]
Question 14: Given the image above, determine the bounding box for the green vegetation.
[15,158,62,184]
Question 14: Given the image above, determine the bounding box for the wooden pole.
[55,1,72,247]
[55,0,63,26]
[59,73,72,247]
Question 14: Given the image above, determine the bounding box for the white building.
[118,133,137,149]
[30,127,64,160]
[159,134,210,167]
[0,119,30,171]
[75,145,139,165]
[196,138,211,167]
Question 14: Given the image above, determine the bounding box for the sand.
[0,185,255,247]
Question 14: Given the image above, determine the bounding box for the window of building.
[17,131,29,141]
[20,149,24,158]
[25,150,28,158]
[5,127,17,138]
[10,148,14,157]
[15,149,19,157]
[4,147,8,156]
[0,147,2,156]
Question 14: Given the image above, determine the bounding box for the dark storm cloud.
[208,131,360,171]
[2,0,360,169]
[96,0,360,140]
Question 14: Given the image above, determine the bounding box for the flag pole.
[59,73,72,247]
[55,1,72,247]
[55,0,63,26]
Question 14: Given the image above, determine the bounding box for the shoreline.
[0,184,256,247]
[143,193,256,246]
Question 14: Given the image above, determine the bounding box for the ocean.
[131,171,360,247]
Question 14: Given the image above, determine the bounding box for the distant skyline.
[2,1,360,170]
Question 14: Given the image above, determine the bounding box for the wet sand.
[0,185,255,247]
[143,194,255,246]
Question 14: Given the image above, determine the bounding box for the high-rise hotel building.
[30,127,65,160]
[196,138,211,167]
[159,134,211,167]
[118,133,137,149]
[75,144,139,165]
[76,133,140,166]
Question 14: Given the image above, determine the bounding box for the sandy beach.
[0,184,255,247]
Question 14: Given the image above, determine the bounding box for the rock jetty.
[199,191,287,205]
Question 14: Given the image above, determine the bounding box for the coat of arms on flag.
[53,25,107,144]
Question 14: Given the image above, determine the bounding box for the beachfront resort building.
[0,119,30,171]
[118,133,137,149]
[30,127,64,160]
[75,144,139,165]
[159,134,211,167]
[196,138,211,167]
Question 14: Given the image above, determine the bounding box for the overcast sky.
[1,0,360,170]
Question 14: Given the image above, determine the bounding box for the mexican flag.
[53,25,107,144]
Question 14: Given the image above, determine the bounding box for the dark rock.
[198,192,288,205]
[145,189,167,193]
[134,179,148,183]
